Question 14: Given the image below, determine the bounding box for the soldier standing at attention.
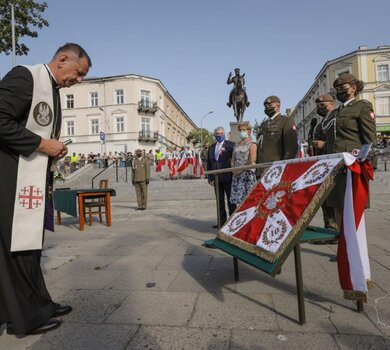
[132,148,151,210]
[256,95,298,177]
[320,73,377,229]
[310,94,338,233]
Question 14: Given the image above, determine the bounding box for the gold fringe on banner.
[343,290,368,303]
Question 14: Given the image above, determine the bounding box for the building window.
[378,96,390,116]
[141,117,151,136]
[116,116,125,132]
[115,89,124,104]
[66,94,74,109]
[90,92,99,107]
[90,118,99,134]
[141,90,151,108]
[336,66,351,78]
[66,120,74,136]
[377,64,389,82]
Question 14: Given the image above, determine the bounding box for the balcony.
[138,101,158,114]
[138,130,159,142]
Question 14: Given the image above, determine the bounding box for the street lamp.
[10,1,16,67]
[200,110,214,149]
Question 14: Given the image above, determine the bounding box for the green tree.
[0,0,49,56]
[186,128,214,147]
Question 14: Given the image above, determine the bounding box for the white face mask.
[239,130,248,139]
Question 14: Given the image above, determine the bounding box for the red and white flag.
[337,153,373,302]
[299,143,306,158]
[169,157,177,177]
[194,156,204,177]
[155,158,165,172]
[177,155,189,173]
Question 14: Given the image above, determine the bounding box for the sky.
[1,0,389,133]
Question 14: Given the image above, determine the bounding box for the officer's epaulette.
[361,99,372,105]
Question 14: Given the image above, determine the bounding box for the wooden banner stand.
[204,225,364,325]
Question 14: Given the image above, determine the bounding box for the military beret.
[315,94,334,103]
[263,95,280,105]
[333,73,357,88]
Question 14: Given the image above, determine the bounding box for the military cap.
[263,95,281,105]
[135,148,142,152]
[333,73,357,88]
[315,94,334,104]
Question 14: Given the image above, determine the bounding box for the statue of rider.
[227,68,250,108]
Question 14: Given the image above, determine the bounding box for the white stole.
[11,64,54,252]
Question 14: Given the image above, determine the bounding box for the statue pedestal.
[229,121,250,144]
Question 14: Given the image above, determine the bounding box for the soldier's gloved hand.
[145,179,149,185]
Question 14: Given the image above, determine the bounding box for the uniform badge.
[292,125,297,131]
[33,101,53,127]
[370,111,375,119]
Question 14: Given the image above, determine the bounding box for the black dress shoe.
[53,303,72,317]
[7,319,61,335]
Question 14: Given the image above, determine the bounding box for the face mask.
[336,91,350,103]
[215,135,225,143]
[264,107,275,117]
[239,131,248,139]
[317,107,328,117]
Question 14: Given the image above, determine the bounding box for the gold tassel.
[343,290,368,303]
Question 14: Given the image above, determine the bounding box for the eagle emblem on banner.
[219,158,344,262]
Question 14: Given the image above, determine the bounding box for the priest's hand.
[37,138,67,158]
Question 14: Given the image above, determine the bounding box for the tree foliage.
[0,0,49,56]
[186,128,214,147]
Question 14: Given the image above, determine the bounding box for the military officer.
[323,73,377,229]
[132,148,151,210]
[310,94,338,233]
[256,95,298,177]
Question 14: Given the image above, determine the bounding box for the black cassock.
[0,66,60,334]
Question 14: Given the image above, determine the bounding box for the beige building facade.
[291,45,390,141]
[59,74,196,155]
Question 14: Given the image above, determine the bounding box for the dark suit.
[207,140,236,225]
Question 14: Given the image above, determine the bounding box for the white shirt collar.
[270,112,281,120]
[343,97,355,107]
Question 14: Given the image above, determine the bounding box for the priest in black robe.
[0,43,91,336]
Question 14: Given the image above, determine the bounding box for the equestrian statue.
[227,68,250,122]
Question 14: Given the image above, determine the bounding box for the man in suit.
[256,95,298,177]
[132,148,151,210]
[207,126,236,228]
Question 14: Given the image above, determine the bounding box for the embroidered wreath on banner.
[226,211,248,233]
[263,166,283,186]
[261,219,288,246]
[302,162,330,186]
[256,181,292,218]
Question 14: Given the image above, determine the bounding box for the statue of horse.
[232,79,247,122]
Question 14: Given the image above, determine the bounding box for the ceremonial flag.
[177,155,189,173]
[155,158,165,172]
[337,154,373,302]
[169,157,177,177]
[218,157,344,262]
[194,156,204,177]
[299,143,306,158]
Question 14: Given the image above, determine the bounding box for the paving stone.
[27,323,138,350]
[157,255,212,270]
[230,330,340,350]
[333,334,387,350]
[126,326,230,350]
[190,292,278,330]
[49,269,123,290]
[167,270,236,293]
[105,291,198,326]
[105,268,179,291]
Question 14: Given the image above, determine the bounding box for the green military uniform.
[324,98,377,207]
[256,113,298,177]
[132,154,151,210]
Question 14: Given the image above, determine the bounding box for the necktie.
[215,143,221,161]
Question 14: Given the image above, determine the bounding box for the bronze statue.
[227,68,250,122]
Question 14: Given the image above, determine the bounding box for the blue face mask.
[215,135,225,143]
[239,131,248,139]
